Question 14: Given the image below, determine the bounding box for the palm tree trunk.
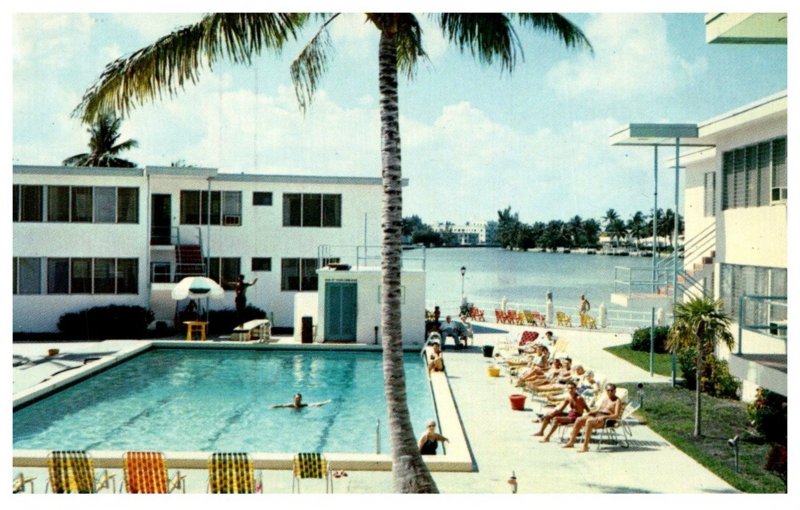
[694,334,702,436]
[377,28,438,493]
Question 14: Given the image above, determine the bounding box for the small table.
[184,321,208,341]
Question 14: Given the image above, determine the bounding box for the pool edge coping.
[13,340,473,472]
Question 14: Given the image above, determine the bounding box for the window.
[47,186,70,222]
[253,192,273,206]
[719,263,787,321]
[117,188,139,223]
[281,258,319,291]
[44,257,138,294]
[722,137,787,210]
[703,172,716,217]
[282,193,342,227]
[252,257,272,271]
[70,258,92,293]
[117,258,138,293]
[14,185,43,222]
[151,262,171,283]
[208,257,241,285]
[13,257,41,294]
[94,187,117,223]
[93,258,116,293]
[181,190,242,225]
[47,258,69,294]
[71,186,93,222]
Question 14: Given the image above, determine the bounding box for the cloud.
[545,13,706,100]
[13,14,94,69]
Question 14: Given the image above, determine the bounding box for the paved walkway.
[12,324,736,494]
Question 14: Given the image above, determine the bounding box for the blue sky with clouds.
[11,9,788,226]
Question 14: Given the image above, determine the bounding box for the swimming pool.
[13,347,436,455]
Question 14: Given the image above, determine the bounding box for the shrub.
[765,445,787,483]
[676,347,740,399]
[748,388,787,445]
[630,325,670,353]
[207,305,267,335]
[58,305,154,339]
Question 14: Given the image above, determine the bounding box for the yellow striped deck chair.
[46,450,115,493]
[122,451,185,494]
[292,452,332,493]
[208,452,257,494]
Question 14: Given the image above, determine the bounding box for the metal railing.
[737,295,787,354]
[316,245,427,271]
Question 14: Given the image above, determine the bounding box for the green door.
[325,281,357,342]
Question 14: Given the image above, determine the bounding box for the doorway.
[325,281,357,342]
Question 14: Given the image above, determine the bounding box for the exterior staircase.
[175,244,206,281]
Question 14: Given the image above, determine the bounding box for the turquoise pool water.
[13,348,436,454]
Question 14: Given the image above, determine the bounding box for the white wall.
[317,268,426,345]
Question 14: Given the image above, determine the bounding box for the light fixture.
[728,435,740,473]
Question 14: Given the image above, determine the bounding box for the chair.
[207,452,259,494]
[494,308,504,323]
[518,330,539,348]
[552,338,569,356]
[598,402,640,451]
[470,306,485,322]
[46,450,116,493]
[580,313,598,329]
[556,311,572,327]
[291,452,332,493]
[13,473,36,493]
[122,451,186,494]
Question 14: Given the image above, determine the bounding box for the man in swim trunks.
[563,383,623,452]
[534,382,588,442]
[271,393,330,409]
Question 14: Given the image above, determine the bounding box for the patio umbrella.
[171,276,225,300]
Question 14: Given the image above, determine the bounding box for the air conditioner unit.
[771,187,787,203]
[223,215,241,226]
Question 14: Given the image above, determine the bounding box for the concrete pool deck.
[12,324,738,494]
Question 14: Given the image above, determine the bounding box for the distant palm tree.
[62,113,138,167]
[73,12,591,493]
[607,218,628,247]
[627,211,647,249]
[602,208,619,229]
[667,297,734,437]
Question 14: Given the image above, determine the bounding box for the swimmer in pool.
[271,393,330,409]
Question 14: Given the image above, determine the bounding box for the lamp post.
[460,266,466,299]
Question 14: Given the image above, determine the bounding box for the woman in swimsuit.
[418,420,449,455]
[562,383,623,452]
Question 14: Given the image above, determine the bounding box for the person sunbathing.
[563,383,623,452]
[536,363,586,396]
[518,354,558,386]
[527,358,573,390]
[427,342,445,375]
[533,382,588,442]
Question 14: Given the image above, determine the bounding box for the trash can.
[301,316,313,343]
[482,345,494,357]
[509,394,527,411]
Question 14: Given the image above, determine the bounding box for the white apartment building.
[433,221,496,245]
[681,91,787,400]
[12,165,394,334]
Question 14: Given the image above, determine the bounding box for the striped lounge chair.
[292,452,332,493]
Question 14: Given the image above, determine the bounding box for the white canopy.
[171,276,225,300]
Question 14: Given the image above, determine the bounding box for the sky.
[8,3,790,228]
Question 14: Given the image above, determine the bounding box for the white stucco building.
[12,165,424,343]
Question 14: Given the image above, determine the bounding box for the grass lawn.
[609,344,786,493]
[604,344,674,377]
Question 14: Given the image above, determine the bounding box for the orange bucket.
[488,366,501,377]
[509,394,527,411]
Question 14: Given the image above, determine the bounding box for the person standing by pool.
[229,274,257,326]
[418,420,449,455]
[579,294,591,315]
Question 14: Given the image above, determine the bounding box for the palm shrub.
[675,346,740,398]
[748,388,788,484]
[667,296,735,436]
[630,325,670,353]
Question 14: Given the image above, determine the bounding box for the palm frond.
[75,13,309,123]
[290,14,338,113]
[512,13,593,54]
[434,13,520,72]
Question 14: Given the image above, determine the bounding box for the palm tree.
[62,113,138,167]
[627,211,647,249]
[602,208,619,229]
[607,218,628,248]
[666,297,734,437]
[73,13,591,493]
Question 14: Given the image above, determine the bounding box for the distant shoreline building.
[432,221,497,246]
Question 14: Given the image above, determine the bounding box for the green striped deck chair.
[207,452,257,494]
[291,452,331,493]
[46,450,115,493]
